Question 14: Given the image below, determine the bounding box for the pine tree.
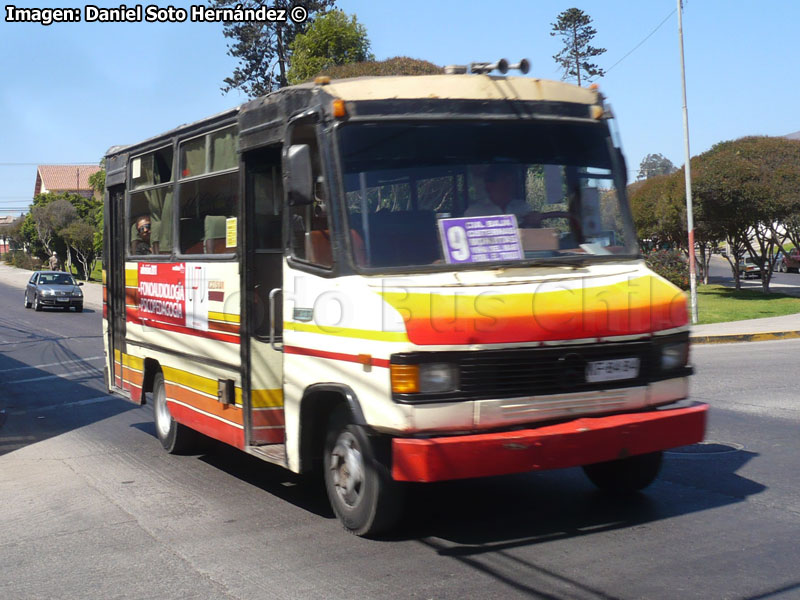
[550,8,606,87]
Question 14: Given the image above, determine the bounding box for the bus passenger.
[132,214,151,255]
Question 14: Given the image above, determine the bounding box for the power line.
[0,162,99,166]
[605,8,677,74]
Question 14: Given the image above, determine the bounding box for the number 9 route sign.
[438,215,524,264]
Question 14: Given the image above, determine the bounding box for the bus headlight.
[391,363,459,394]
[418,363,459,393]
[661,342,689,371]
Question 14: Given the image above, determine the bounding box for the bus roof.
[317,74,601,105]
[106,74,602,161]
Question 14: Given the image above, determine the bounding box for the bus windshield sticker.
[438,215,523,264]
[226,217,237,248]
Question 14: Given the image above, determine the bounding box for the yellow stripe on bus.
[252,388,283,408]
[125,269,138,288]
[162,366,220,397]
[122,353,144,371]
[283,321,409,342]
[209,311,240,324]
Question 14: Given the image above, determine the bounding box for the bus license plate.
[585,358,640,383]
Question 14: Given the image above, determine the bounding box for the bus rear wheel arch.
[152,371,201,454]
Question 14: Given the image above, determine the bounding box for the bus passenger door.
[243,148,286,448]
[106,185,129,397]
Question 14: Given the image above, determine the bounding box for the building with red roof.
[34,164,101,199]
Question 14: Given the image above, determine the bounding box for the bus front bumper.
[391,402,708,482]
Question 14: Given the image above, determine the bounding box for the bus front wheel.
[152,372,199,454]
[582,451,663,493]
[323,406,403,536]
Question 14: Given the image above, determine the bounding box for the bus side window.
[288,124,331,268]
[177,125,239,255]
[128,147,174,256]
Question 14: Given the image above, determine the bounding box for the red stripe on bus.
[168,401,245,450]
[252,408,285,428]
[250,428,285,444]
[209,291,224,302]
[126,308,240,344]
[164,382,243,425]
[284,345,390,368]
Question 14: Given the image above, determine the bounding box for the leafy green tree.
[692,136,800,291]
[31,198,77,262]
[61,219,96,280]
[550,8,606,86]
[637,153,677,180]
[213,0,335,97]
[287,10,372,84]
[628,169,722,285]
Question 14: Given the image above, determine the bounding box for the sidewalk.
[689,313,800,344]
[0,262,103,310]
[1,262,799,343]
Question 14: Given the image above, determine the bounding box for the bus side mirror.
[286,144,314,206]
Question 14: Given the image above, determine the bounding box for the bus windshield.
[337,120,637,270]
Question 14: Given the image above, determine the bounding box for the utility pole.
[677,0,698,323]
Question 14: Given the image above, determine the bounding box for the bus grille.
[390,336,684,404]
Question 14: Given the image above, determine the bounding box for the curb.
[690,330,800,345]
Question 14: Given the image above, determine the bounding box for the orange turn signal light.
[390,365,419,394]
[332,99,347,118]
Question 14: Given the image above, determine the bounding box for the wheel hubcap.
[154,381,172,438]
[330,432,365,508]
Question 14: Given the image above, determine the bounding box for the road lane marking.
[8,367,103,385]
[5,395,119,415]
[0,355,105,373]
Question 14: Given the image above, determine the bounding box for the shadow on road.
[0,327,131,456]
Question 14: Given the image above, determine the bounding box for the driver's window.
[287,123,332,268]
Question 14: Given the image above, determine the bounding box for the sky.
[2,0,799,215]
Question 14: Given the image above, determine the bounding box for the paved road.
[708,254,800,295]
[2,275,800,599]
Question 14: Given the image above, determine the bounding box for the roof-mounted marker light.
[315,75,331,85]
[332,99,347,118]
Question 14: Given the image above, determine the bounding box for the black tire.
[33,294,42,311]
[583,451,663,493]
[152,372,200,454]
[323,405,404,536]
[24,293,31,308]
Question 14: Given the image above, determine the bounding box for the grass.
[696,284,800,324]
[66,262,102,283]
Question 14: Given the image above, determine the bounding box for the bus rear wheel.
[323,406,403,536]
[582,451,663,493]
[152,372,199,454]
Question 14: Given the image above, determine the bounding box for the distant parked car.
[738,256,762,280]
[24,271,84,312]
[783,248,800,273]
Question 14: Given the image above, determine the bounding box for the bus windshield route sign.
[438,215,523,263]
